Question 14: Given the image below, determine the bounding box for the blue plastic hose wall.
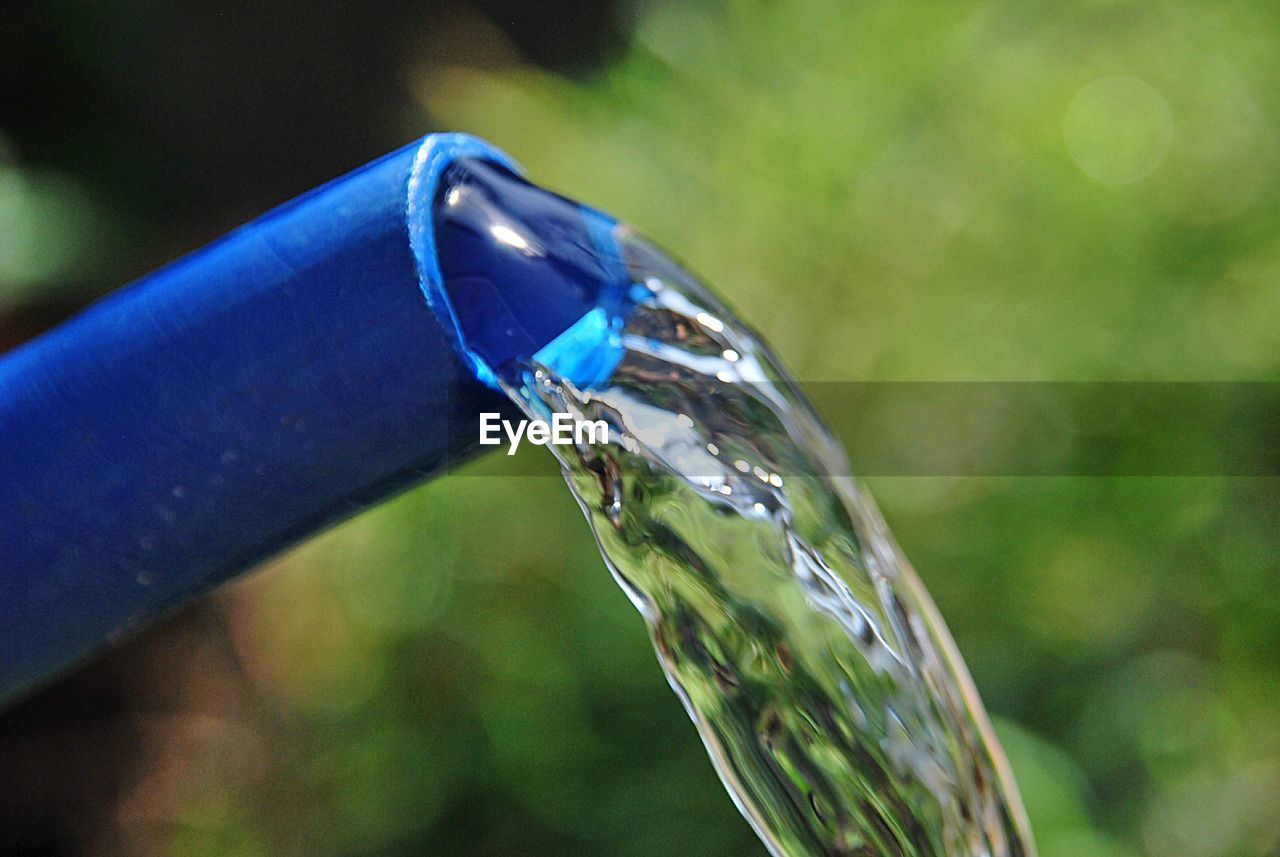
[0,134,529,703]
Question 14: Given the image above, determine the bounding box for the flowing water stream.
[422,145,1035,856]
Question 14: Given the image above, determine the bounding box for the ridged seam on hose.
[406,133,521,390]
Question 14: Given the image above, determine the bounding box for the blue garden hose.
[0,133,632,703]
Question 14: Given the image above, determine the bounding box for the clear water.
[491,225,1034,855]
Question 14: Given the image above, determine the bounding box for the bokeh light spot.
[1064,76,1174,184]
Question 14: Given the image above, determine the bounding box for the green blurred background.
[2,1,1278,855]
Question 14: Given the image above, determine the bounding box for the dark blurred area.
[0,0,626,325]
